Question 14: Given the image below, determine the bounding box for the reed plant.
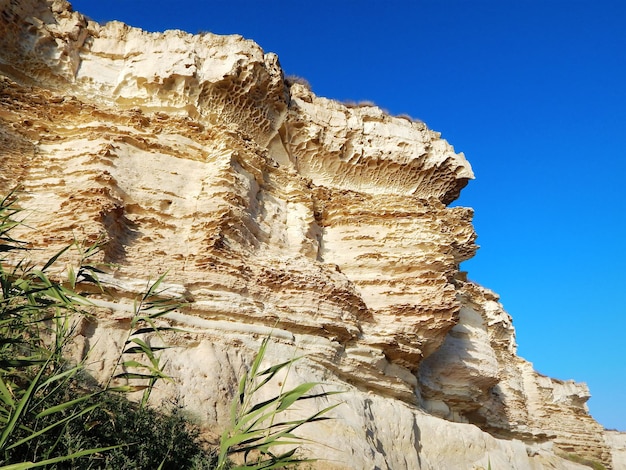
[0,190,212,469]
[104,271,183,408]
[217,336,341,470]
[0,189,118,467]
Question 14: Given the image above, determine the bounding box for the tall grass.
[0,189,118,467]
[104,272,184,407]
[217,336,341,470]
[0,190,213,469]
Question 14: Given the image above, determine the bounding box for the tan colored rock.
[76,316,597,470]
[444,282,612,465]
[0,1,622,468]
[606,431,626,470]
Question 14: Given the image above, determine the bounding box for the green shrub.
[2,371,216,469]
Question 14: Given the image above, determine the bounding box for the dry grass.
[284,74,312,90]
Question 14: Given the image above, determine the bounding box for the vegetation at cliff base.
[0,189,337,469]
[0,190,215,469]
[217,335,340,470]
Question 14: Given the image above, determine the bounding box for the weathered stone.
[0,1,622,468]
[606,431,626,470]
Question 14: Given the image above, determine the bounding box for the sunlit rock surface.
[606,432,626,470]
[1,1,622,468]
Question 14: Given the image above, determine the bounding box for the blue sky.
[70,0,626,431]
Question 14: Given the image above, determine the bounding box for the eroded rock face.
[0,1,621,468]
[606,432,626,470]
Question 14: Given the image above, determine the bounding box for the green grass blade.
[220,335,342,470]
[0,358,49,450]
[112,372,159,381]
[35,392,99,418]
[276,383,317,411]
[0,444,123,469]
[7,403,100,450]
[125,338,155,359]
[129,327,175,336]
[120,360,147,369]
[41,245,72,272]
[36,366,80,390]
[249,337,269,379]
[67,265,76,289]
[141,300,182,317]
[122,345,168,354]
[0,359,47,368]
[250,359,298,394]
[106,385,150,393]
[139,272,170,304]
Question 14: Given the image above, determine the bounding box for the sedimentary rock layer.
[0,1,620,468]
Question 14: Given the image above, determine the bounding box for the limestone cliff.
[0,1,621,468]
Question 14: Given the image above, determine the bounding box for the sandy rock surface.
[0,1,622,468]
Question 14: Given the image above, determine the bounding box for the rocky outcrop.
[0,1,621,468]
[606,432,626,470]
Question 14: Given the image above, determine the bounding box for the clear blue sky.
[70,0,626,431]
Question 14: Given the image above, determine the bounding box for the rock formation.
[0,0,622,468]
